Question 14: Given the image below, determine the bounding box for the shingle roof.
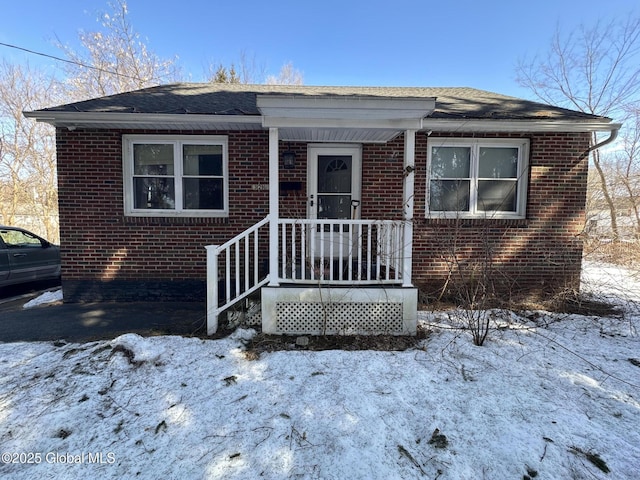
[32,83,608,121]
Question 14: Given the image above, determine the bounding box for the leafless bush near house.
[431,220,500,346]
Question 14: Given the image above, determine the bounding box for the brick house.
[25,84,619,335]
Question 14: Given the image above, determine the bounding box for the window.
[0,229,43,248]
[123,135,228,217]
[426,138,529,218]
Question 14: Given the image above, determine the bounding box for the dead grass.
[584,238,640,266]
[243,325,430,358]
[543,290,623,316]
[421,290,621,318]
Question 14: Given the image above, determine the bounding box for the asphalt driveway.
[0,295,207,343]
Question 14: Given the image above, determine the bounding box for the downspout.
[580,125,621,243]
[580,126,620,159]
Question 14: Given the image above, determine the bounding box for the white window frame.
[426,138,529,219]
[123,135,229,217]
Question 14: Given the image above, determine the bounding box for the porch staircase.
[205,217,270,334]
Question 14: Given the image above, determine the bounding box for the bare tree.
[207,53,301,85]
[2,1,180,240]
[3,0,304,243]
[0,61,61,240]
[516,16,640,241]
[236,51,268,84]
[56,0,180,100]
[614,109,640,237]
[266,62,304,85]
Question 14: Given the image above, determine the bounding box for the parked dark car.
[0,226,61,288]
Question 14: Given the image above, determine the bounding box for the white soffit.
[279,127,404,143]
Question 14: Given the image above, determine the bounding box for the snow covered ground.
[1,263,639,479]
[22,289,63,309]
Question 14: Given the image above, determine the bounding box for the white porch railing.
[277,219,409,285]
[206,217,270,334]
[206,217,412,334]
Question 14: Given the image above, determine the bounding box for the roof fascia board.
[422,119,621,133]
[23,111,262,128]
[257,94,436,113]
[23,111,620,134]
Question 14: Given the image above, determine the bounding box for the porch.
[205,217,417,335]
[205,93,432,335]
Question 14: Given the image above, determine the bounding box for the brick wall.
[56,128,589,302]
[358,132,589,299]
[413,132,590,299]
[56,128,273,301]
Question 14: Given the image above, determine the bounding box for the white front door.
[307,144,362,258]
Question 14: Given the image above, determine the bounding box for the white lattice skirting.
[261,287,417,335]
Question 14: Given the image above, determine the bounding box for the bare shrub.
[432,220,499,346]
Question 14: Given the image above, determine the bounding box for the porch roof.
[256,94,435,143]
[24,83,618,137]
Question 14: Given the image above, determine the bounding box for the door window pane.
[318,156,352,193]
[430,147,470,178]
[317,195,351,220]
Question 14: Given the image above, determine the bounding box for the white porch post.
[268,127,280,286]
[402,129,416,287]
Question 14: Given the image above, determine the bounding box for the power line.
[0,41,141,80]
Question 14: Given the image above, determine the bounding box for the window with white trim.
[123,135,229,217]
[426,138,529,218]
